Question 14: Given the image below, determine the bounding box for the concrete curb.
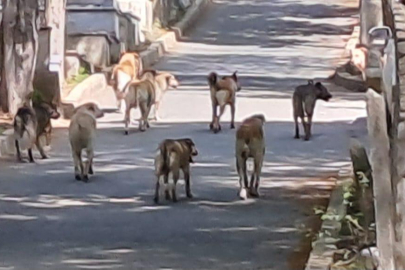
[305,166,353,270]
[140,0,210,69]
[329,26,367,92]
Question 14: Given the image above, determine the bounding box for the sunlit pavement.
[0,0,365,269]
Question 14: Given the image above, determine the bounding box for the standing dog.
[69,103,104,182]
[33,102,60,158]
[14,106,37,163]
[154,138,198,203]
[208,71,241,133]
[123,79,156,134]
[235,114,266,200]
[141,69,179,120]
[111,52,143,109]
[293,80,332,140]
[14,102,60,162]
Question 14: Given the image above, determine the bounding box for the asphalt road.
[0,0,365,269]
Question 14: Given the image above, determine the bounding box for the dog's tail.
[208,72,218,88]
[241,139,250,159]
[158,141,171,174]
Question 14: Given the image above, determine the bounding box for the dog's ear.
[232,71,238,80]
[208,72,218,85]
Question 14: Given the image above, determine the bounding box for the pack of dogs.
[12,52,332,203]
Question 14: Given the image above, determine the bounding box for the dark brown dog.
[293,80,332,140]
[14,102,60,162]
[154,138,198,203]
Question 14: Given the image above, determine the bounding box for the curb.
[140,0,210,69]
[305,166,353,270]
[329,26,367,92]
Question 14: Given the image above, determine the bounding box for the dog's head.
[314,82,332,101]
[75,102,104,118]
[165,73,179,89]
[183,138,198,163]
[39,102,61,119]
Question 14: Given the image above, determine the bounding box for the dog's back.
[155,139,194,176]
[69,111,96,151]
[236,115,265,158]
[69,103,103,151]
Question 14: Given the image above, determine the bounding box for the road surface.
[0,0,365,269]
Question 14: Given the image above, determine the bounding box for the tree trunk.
[0,0,39,116]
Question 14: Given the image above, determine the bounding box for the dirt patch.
[285,176,337,270]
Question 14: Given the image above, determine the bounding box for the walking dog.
[121,69,178,134]
[293,80,332,140]
[111,52,143,109]
[207,71,241,133]
[235,114,266,200]
[14,101,60,162]
[69,103,104,182]
[154,138,198,203]
[123,79,156,134]
[141,69,179,120]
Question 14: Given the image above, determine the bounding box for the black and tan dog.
[235,114,266,200]
[14,101,60,162]
[293,80,332,141]
[207,71,241,133]
[154,138,198,204]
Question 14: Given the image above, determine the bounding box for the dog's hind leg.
[28,149,34,163]
[36,136,48,159]
[230,102,236,129]
[15,140,22,162]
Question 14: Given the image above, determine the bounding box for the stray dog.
[141,69,179,120]
[69,103,104,182]
[34,101,60,156]
[293,80,332,140]
[123,79,155,134]
[235,114,266,200]
[154,138,198,203]
[207,71,241,133]
[111,52,143,109]
[14,106,37,163]
[14,102,60,162]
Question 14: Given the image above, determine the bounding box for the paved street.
[0,0,365,269]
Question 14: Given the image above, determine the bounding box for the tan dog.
[111,52,143,109]
[141,69,179,120]
[154,138,198,203]
[207,71,241,133]
[123,79,155,134]
[69,103,104,182]
[235,114,266,200]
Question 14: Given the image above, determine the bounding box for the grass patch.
[67,67,90,87]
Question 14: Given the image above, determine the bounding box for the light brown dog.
[69,103,104,182]
[141,69,179,120]
[154,138,198,204]
[123,79,156,134]
[235,114,266,200]
[207,71,241,133]
[111,52,143,108]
